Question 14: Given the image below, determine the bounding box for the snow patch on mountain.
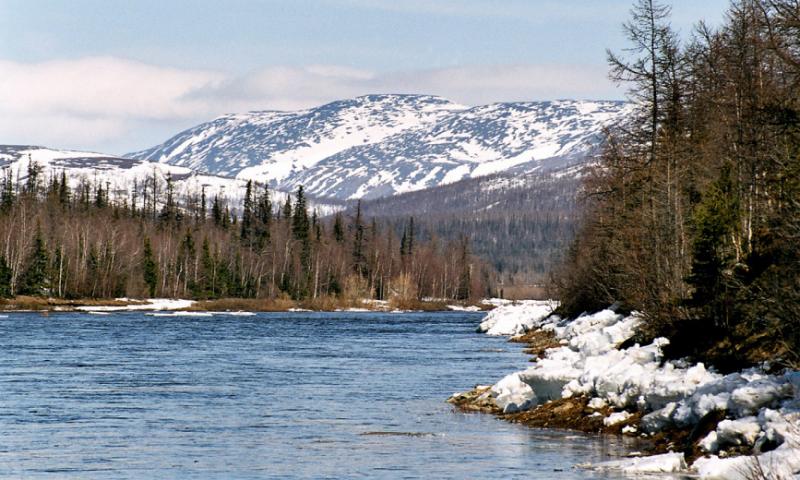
[128,95,628,200]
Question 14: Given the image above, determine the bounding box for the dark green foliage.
[158,173,179,225]
[687,164,739,323]
[556,0,800,366]
[19,226,50,296]
[333,212,345,243]
[0,255,12,298]
[25,160,42,196]
[292,186,309,241]
[0,168,14,214]
[194,237,216,299]
[282,195,292,221]
[255,183,272,247]
[241,180,254,241]
[352,200,366,276]
[212,195,222,226]
[0,169,495,303]
[142,237,158,297]
[456,235,472,300]
[58,171,70,206]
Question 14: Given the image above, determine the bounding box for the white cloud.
[0,57,620,154]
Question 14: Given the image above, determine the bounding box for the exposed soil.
[509,329,561,360]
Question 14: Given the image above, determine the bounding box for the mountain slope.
[129,95,626,200]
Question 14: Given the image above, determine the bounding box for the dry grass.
[0,296,135,311]
[499,285,550,300]
[388,297,450,311]
[2,294,475,313]
[189,297,297,312]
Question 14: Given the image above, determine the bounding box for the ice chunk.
[477,300,557,336]
[589,452,686,473]
[604,411,633,426]
[491,372,537,413]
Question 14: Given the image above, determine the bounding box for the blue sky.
[0,0,730,153]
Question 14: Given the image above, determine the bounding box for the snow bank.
[487,372,536,413]
[475,302,800,478]
[447,305,482,312]
[476,300,557,336]
[146,311,214,317]
[77,299,195,312]
[587,452,687,473]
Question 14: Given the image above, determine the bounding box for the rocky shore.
[449,301,800,478]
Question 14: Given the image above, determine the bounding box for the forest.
[0,165,492,305]
[360,168,581,286]
[555,0,800,368]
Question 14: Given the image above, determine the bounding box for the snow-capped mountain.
[129,95,627,200]
[0,145,339,213]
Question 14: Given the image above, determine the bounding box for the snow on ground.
[473,302,800,478]
[447,305,482,312]
[76,299,195,312]
[146,311,214,317]
[476,300,557,335]
[585,452,687,474]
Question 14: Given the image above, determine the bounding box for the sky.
[0,0,730,154]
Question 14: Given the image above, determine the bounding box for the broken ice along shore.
[449,300,800,479]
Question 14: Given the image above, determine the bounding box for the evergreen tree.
[312,210,322,242]
[196,237,216,298]
[0,168,14,214]
[333,212,345,243]
[292,186,309,241]
[19,225,50,296]
[159,173,177,225]
[282,195,292,220]
[352,200,366,276]
[200,186,207,223]
[400,227,408,257]
[255,183,272,248]
[0,255,12,298]
[94,182,106,209]
[212,194,222,226]
[221,205,231,230]
[58,171,70,206]
[456,236,472,300]
[25,159,42,197]
[142,237,158,297]
[686,164,739,323]
[241,180,254,241]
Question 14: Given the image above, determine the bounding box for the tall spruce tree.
[0,255,12,298]
[352,201,366,276]
[142,237,158,297]
[241,180,254,241]
[19,225,50,296]
[255,183,272,248]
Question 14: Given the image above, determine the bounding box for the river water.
[0,311,638,479]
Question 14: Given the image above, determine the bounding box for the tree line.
[359,168,581,285]
[0,163,492,303]
[554,0,800,368]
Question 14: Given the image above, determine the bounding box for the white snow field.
[473,301,800,478]
[76,298,196,312]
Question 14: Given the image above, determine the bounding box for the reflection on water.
[0,311,639,479]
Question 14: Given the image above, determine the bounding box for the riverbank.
[0,295,495,313]
[449,301,800,478]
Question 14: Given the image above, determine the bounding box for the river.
[0,311,638,478]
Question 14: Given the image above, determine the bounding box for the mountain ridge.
[127,94,628,200]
